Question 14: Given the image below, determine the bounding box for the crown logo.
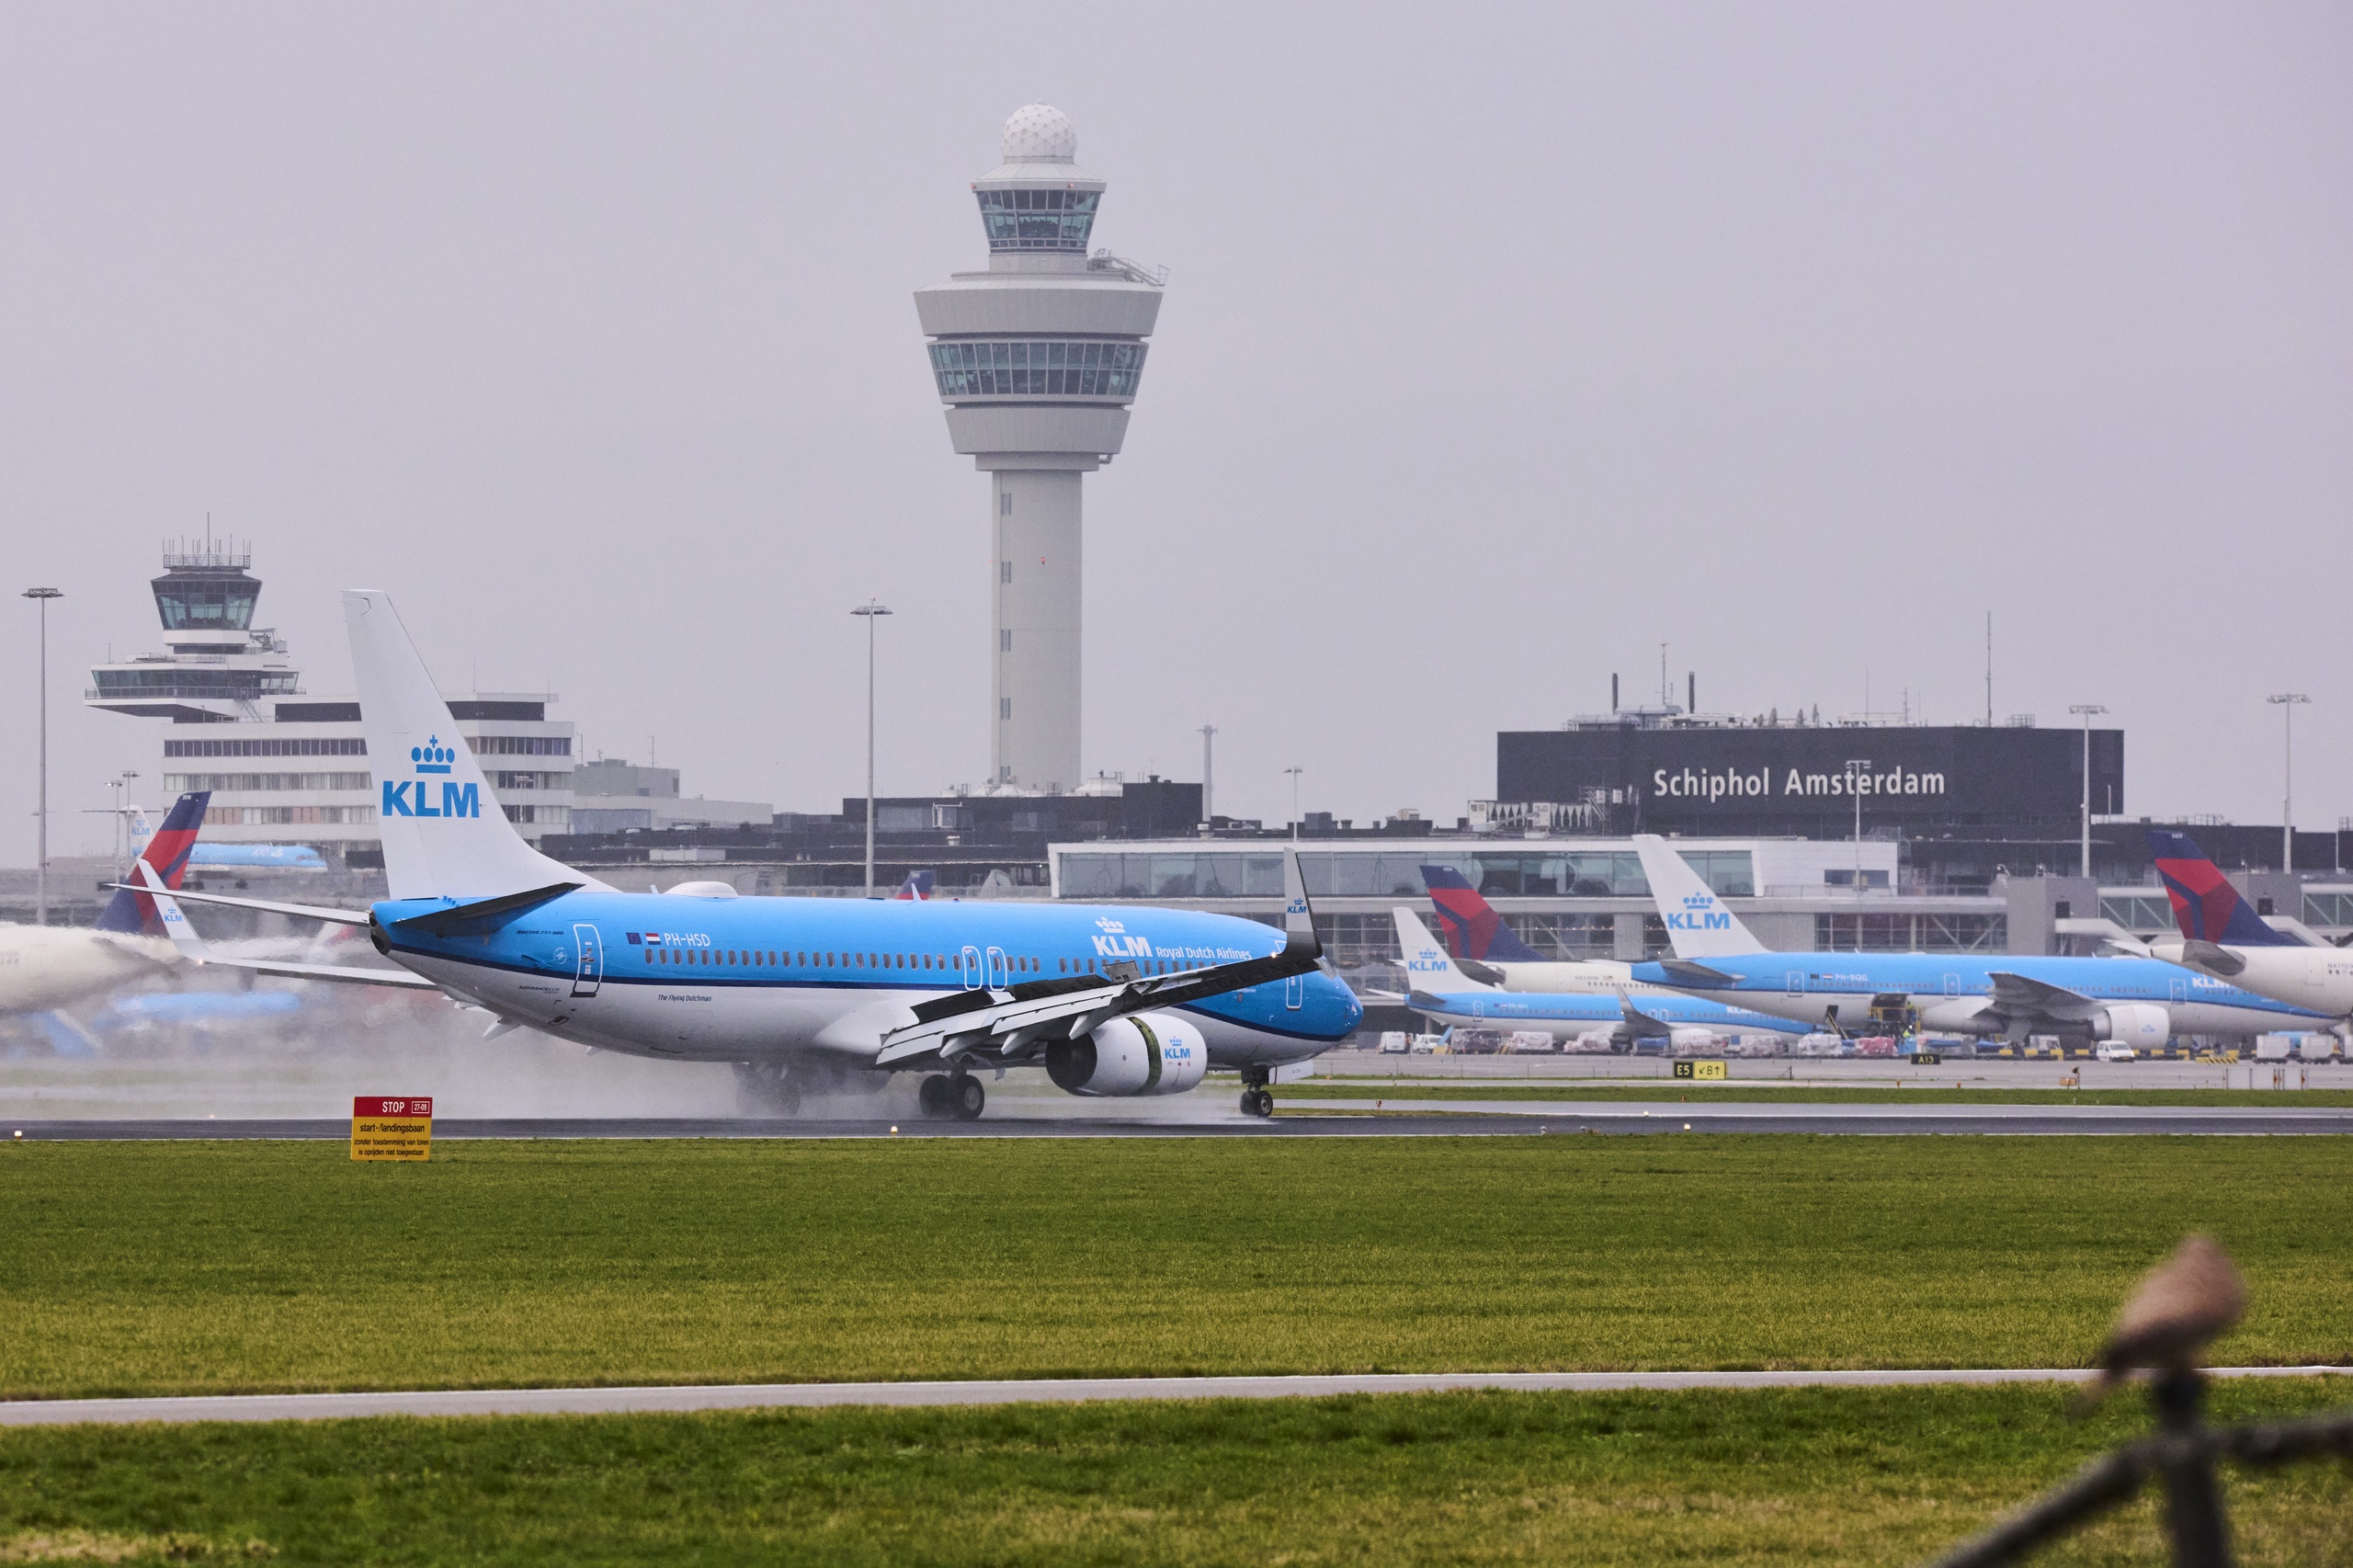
[1683,892,1713,909]
[412,736,455,776]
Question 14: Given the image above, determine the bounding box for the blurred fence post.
[2151,1371,2230,1568]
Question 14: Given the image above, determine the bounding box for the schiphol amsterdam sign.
[1651,764,1947,804]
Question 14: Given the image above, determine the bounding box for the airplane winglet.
[1282,847,1321,960]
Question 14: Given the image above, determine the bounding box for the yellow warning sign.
[351,1096,432,1162]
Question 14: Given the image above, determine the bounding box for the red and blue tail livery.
[1418,864,1547,963]
[2148,830,2292,947]
[94,791,211,935]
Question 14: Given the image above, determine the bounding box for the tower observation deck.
[915,105,1164,795]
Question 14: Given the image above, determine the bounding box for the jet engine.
[2091,1003,2169,1049]
[1045,1011,1208,1096]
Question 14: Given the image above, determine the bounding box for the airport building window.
[1053,851,1754,902]
[1001,560,1012,582]
[165,737,367,758]
[199,803,376,826]
[165,772,372,793]
[929,339,1146,399]
[1813,913,2006,953]
[973,186,1099,252]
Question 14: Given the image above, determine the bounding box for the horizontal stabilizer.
[2179,939,2245,977]
[392,881,584,937]
[132,864,438,990]
[108,882,369,926]
[1658,958,1738,987]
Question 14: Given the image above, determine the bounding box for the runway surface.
[9,1099,2352,1140]
[3,1366,2341,1427]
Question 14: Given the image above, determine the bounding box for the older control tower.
[916,105,1164,795]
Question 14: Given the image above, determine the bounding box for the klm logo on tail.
[1665,891,1733,934]
[382,736,481,820]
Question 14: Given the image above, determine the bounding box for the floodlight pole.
[2069,705,2107,880]
[1284,766,1303,841]
[851,599,892,897]
[23,587,62,926]
[2268,694,2309,872]
[1845,758,1870,892]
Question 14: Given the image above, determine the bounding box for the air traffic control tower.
[916,105,1164,795]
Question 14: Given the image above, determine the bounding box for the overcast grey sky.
[4,2,2347,862]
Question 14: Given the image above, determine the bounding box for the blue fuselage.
[1410,987,1802,1040]
[1628,952,2328,1039]
[372,891,1361,1065]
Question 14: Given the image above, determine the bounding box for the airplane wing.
[108,881,371,927]
[1984,970,2100,1022]
[874,848,1324,1069]
[134,864,439,991]
[1615,994,1672,1039]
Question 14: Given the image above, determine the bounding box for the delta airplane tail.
[93,790,211,935]
[1631,835,1768,958]
[1392,906,1487,995]
[1417,865,1545,962]
[893,870,936,901]
[2149,830,2292,947]
[345,590,610,902]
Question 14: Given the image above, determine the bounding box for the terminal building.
[85,541,575,867]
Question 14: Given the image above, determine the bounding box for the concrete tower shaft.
[915,105,1164,795]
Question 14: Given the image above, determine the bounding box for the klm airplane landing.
[134,590,1359,1120]
[1628,836,2330,1047]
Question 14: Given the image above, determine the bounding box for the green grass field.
[6,1137,2350,1400]
[1284,1081,2353,1107]
[4,1381,2348,1565]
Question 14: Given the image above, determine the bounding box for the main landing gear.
[732,1061,801,1119]
[919,1072,986,1121]
[1238,1064,1275,1119]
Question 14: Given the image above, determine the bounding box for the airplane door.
[1943,973,1961,997]
[570,924,603,998]
[2169,978,2187,1004]
[1785,971,1804,996]
[961,945,983,990]
[986,947,1008,989]
[1287,974,1305,1010]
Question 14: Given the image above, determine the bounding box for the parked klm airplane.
[1392,907,1801,1051]
[137,590,1359,1119]
[2145,829,2353,1022]
[1624,835,2330,1047]
[0,790,210,1017]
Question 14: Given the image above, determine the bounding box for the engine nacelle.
[2093,1003,2169,1049]
[1046,1011,1208,1096]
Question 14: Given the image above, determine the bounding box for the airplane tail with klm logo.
[1417,864,1546,963]
[1631,835,1768,958]
[1392,906,1486,997]
[344,590,608,902]
[2148,830,2292,947]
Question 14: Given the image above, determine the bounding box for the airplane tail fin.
[94,790,210,935]
[2148,830,2291,947]
[1392,906,1483,994]
[1631,835,1768,957]
[344,589,605,901]
[892,869,936,901]
[1418,864,1546,962]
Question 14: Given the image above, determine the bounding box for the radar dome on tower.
[1001,104,1078,163]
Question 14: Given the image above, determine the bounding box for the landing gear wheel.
[918,1074,953,1119]
[1240,1087,1273,1118]
[732,1062,800,1119]
[949,1075,986,1121]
